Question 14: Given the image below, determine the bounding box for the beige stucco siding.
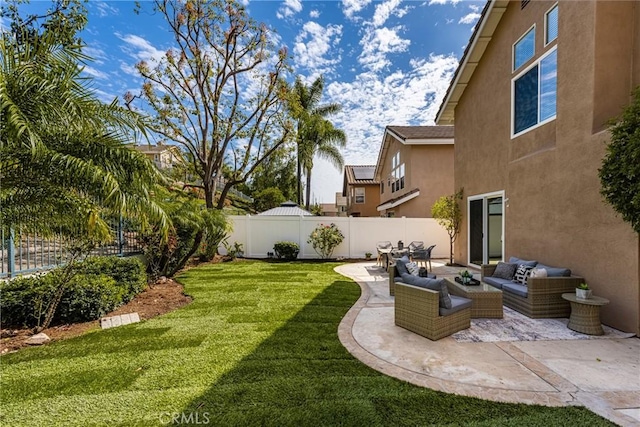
[454,0,639,333]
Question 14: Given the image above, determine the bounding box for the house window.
[391,152,405,193]
[355,187,365,204]
[545,4,558,45]
[513,26,535,71]
[381,182,384,194]
[512,47,557,136]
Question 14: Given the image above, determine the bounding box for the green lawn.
[1,261,614,426]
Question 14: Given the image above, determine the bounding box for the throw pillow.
[492,262,517,280]
[513,264,534,285]
[406,262,420,276]
[399,273,452,309]
[394,256,410,276]
[530,267,548,278]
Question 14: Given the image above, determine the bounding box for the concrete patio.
[335,261,640,427]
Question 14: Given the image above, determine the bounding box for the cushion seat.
[502,283,528,298]
[484,276,512,289]
[439,295,473,316]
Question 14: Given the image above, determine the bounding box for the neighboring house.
[319,203,339,217]
[374,126,454,218]
[436,0,639,334]
[134,143,183,169]
[342,165,380,217]
[335,192,348,217]
[257,201,313,216]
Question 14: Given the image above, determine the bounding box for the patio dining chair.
[412,244,436,272]
[408,241,424,260]
[376,241,393,268]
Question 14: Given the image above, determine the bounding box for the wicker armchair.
[481,264,583,318]
[394,282,471,340]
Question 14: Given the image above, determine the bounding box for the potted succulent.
[576,283,592,299]
[365,252,372,260]
[459,269,473,285]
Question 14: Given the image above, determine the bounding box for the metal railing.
[1,219,142,279]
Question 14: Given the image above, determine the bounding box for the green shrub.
[56,274,123,324]
[307,223,344,259]
[0,272,58,328]
[0,256,147,328]
[273,241,299,260]
[75,256,146,302]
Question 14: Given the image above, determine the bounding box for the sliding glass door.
[468,192,504,267]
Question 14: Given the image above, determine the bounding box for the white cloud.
[372,0,403,27]
[358,27,411,72]
[428,0,461,5]
[94,1,119,17]
[309,9,320,19]
[277,0,303,19]
[83,65,109,80]
[293,21,343,78]
[342,0,373,20]
[459,12,481,25]
[308,53,459,202]
[118,34,166,65]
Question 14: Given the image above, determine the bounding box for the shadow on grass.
[177,280,613,427]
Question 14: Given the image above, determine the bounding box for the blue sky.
[10,0,484,203]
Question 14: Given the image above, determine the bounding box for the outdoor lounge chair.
[408,241,424,259]
[395,281,471,340]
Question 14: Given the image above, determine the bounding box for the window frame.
[511,45,558,138]
[513,25,536,72]
[544,3,558,47]
[355,187,365,204]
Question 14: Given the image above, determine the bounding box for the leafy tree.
[240,144,297,203]
[253,187,285,212]
[1,0,168,331]
[291,76,345,209]
[431,189,463,266]
[599,86,640,234]
[1,0,167,240]
[130,0,293,210]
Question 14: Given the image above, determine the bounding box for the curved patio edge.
[334,262,640,427]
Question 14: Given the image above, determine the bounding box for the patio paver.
[335,261,640,427]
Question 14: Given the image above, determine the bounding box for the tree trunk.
[305,170,312,210]
[296,153,302,205]
[204,181,215,209]
[168,230,203,277]
[449,237,454,266]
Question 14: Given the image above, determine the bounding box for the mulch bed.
[0,278,192,355]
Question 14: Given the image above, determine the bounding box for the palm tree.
[1,29,168,240]
[300,116,346,210]
[291,76,345,207]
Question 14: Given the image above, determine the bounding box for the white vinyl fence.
[219,215,452,260]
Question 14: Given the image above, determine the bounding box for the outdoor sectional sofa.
[481,257,583,318]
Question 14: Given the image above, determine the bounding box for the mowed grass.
[0,261,615,426]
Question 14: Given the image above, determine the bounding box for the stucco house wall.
[441,0,639,334]
[376,127,454,218]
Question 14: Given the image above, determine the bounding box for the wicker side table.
[561,293,610,335]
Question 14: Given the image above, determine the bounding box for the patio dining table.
[386,247,409,270]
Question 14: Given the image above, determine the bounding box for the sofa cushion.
[509,257,538,267]
[439,295,472,316]
[514,264,534,285]
[503,283,529,298]
[484,276,512,289]
[394,256,410,276]
[400,273,452,309]
[492,262,518,280]
[536,263,571,277]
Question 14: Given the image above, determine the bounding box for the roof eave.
[435,0,509,125]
